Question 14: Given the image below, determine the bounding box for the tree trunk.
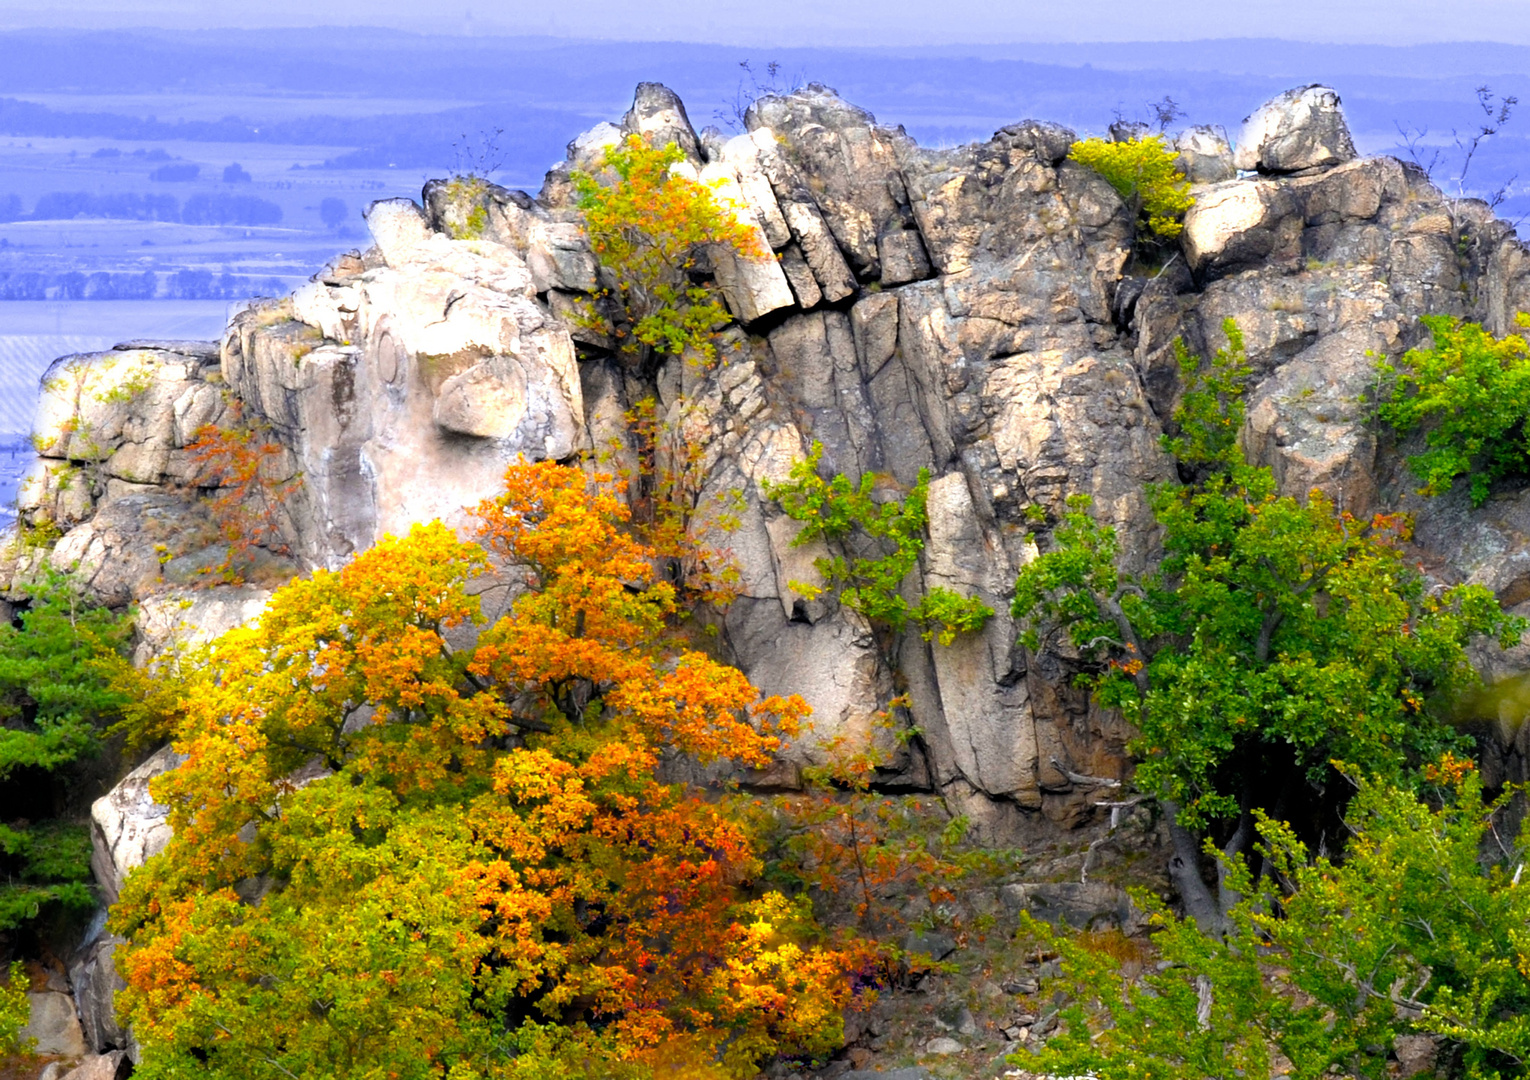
[1163,800,1229,937]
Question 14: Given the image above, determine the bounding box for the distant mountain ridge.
[1,30,1527,205]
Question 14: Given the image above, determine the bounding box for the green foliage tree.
[1068,134,1195,241]
[1020,763,1530,1080]
[1376,313,1530,506]
[1012,321,1521,930]
[761,443,994,648]
[0,567,130,934]
[0,568,131,778]
[572,134,764,368]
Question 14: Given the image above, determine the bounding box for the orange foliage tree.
[182,404,300,582]
[110,462,874,1080]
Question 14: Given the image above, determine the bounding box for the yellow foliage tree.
[573,134,764,368]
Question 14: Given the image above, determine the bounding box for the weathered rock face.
[90,744,183,906]
[16,80,1530,848]
[245,196,582,568]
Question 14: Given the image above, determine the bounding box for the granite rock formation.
[13,78,1530,1053]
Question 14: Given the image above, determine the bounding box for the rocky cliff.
[12,80,1530,1057]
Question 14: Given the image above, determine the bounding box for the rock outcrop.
[12,79,1530,881]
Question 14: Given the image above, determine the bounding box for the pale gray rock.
[133,585,274,665]
[623,82,702,165]
[747,85,930,284]
[924,1037,963,1055]
[1234,85,1357,174]
[49,493,218,608]
[918,473,1035,801]
[1393,1035,1439,1078]
[362,198,434,266]
[1175,124,1236,184]
[112,339,219,359]
[1181,178,1301,278]
[718,131,793,249]
[233,202,582,568]
[565,121,623,173]
[22,991,86,1057]
[58,1053,131,1080]
[748,128,858,300]
[70,913,128,1054]
[32,77,1530,853]
[688,160,794,323]
[90,745,185,906]
[999,881,1143,932]
[434,356,529,438]
[778,243,822,308]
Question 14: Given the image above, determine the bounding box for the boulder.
[132,585,274,666]
[90,744,184,906]
[49,492,220,609]
[622,82,702,165]
[362,198,434,265]
[1234,85,1357,174]
[58,1053,132,1080]
[232,199,582,569]
[1174,124,1236,183]
[684,160,794,323]
[70,925,128,1054]
[999,881,1143,932]
[22,991,86,1057]
[717,132,792,249]
[1181,179,1301,278]
[433,356,528,438]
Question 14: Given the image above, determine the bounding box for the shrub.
[1376,313,1530,506]
[0,569,131,934]
[1068,134,1194,240]
[0,961,32,1057]
[182,408,301,581]
[148,163,199,183]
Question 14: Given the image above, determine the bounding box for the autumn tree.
[572,134,764,369]
[1012,322,1521,931]
[110,462,871,1080]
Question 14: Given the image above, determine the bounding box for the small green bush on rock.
[1377,313,1530,506]
[762,444,993,646]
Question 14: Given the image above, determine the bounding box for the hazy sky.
[3,0,1529,45]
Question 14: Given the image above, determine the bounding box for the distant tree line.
[0,94,568,173]
[0,269,290,300]
[0,191,282,225]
